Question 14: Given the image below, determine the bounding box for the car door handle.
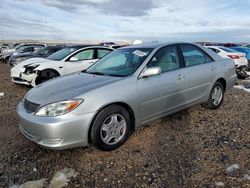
[211,66,217,70]
[89,61,95,64]
[177,74,185,80]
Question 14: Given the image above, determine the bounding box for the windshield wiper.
[106,73,127,77]
[86,71,106,76]
[85,71,125,77]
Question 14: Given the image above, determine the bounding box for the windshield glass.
[34,48,46,55]
[15,45,24,50]
[17,46,30,52]
[47,47,77,61]
[87,48,153,77]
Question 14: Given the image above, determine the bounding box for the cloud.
[39,0,159,17]
[0,13,63,40]
[1,0,250,42]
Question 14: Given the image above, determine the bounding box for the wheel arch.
[36,68,61,76]
[88,102,136,143]
[215,77,227,91]
[34,68,61,86]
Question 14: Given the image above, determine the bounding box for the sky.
[1,0,250,42]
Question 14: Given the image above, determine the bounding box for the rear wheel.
[90,105,132,151]
[35,69,59,85]
[202,81,224,109]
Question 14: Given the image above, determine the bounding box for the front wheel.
[35,69,59,85]
[90,105,132,151]
[202,81,224,109]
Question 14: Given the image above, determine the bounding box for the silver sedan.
[17,42,237,151]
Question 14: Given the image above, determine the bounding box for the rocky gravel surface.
[0,62,250,187]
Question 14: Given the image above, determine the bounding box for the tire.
[202,81,224,109]
[90,105,132,151]
[35,69,59,85]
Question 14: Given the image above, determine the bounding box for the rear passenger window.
[97,49,111,58]
[147,45,180,73]
[180,45,213,67]
[72,49,94,61]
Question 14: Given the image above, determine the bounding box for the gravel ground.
[0,62,249,188]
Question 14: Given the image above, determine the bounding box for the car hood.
[12,53,33,59]
[15,58,55,68]
[12,52,32,57]
[26,72,123,105]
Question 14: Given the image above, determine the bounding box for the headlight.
[24,64,39,74]
[35,99,83,117]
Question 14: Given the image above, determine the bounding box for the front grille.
[24,99,40,113]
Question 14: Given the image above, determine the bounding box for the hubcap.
[212,86,223,105]
[100,114,127,145]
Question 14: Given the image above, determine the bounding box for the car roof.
[121,42,198,49]
[206,46,221,49]
[65,44,96,49]
[45,45,65,49]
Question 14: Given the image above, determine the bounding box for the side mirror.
[69,56,78,62]
[139,67,161,78]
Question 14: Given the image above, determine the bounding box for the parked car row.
[8,45,65,66]
[0,43,46,63]
[8,42,236,151]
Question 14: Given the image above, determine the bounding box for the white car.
[11,45,113,86]
[207,46,248,68]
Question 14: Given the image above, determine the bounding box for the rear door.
[179,44,217,104]
[137,45,188,122]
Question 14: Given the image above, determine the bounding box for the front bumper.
[11,67,37,86]
[17,102,95,149]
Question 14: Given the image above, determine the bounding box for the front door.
[65,48,97,74]
[137,45,188,122]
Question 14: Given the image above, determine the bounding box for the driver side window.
[23,47,34,52]
[72,49,94,61]
[147,45,180,73]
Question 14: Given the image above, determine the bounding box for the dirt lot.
[0,62,249,187]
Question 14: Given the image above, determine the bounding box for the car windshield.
[47,47,77,61]
[219,47,237,53]
[15,45,24,50]
[87,48,153,77]
[33,48,46,55]
[17,46,30,52]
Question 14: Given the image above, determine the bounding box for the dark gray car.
[17,42,236,151]
[8,46,65,66]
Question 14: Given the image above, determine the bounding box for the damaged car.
[11,45,113,86]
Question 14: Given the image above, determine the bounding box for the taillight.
[228,55,240,59]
